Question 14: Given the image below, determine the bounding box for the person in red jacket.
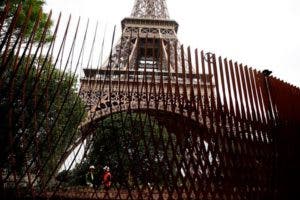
[102,166,111,190]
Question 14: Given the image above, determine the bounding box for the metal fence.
[0,3,299,199]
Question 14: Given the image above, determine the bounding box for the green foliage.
[0,56,86,186]
[0,0,52,43]
[62,112,178,188]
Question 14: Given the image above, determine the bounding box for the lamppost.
[263,69,279,199]
[262,69,273,120]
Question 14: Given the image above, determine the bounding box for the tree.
[0,0,88,192]
[62,112,179,188]
[0,0,52,44]
[0,56,86,187]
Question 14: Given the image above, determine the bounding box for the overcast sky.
[45,0,300,87]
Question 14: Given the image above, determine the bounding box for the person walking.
[102,166,111,191]
[86,165,95,188]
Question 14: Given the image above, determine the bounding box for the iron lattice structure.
[88,0,182,81]
[131,0,170,19]
[0,1,300,200]
[80,0,187,126]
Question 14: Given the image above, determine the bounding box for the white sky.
[44,0,300,87]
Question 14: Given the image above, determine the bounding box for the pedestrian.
[86,165,95,188]
[102,166,111,190]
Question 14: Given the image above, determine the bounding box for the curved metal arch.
[59,107,208,173]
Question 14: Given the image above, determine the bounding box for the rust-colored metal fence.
[0,3,299,200]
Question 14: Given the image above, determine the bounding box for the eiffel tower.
[80,0,212,124]
[1,1,294,198]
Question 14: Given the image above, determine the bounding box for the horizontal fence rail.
[0,3,299,200]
